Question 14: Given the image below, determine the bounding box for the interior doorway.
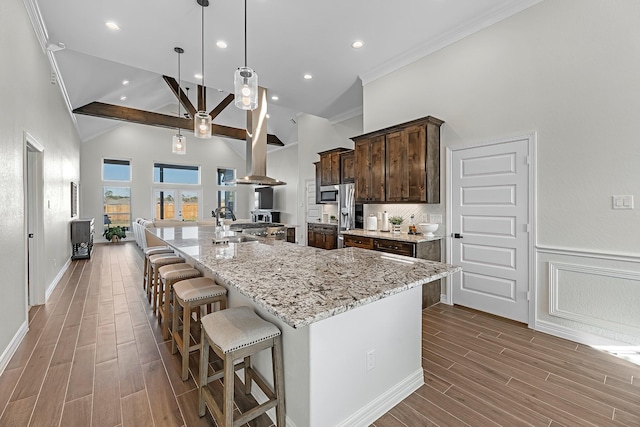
[24,132,45,306]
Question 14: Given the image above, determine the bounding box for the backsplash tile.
[363,204,445,234]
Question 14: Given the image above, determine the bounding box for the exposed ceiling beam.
[209,93,234,119]
[197,85,206,112]
[162,75,196,118]
[72,102,284,145]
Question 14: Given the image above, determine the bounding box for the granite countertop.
[149,226,460,329]
[341,229,444,243]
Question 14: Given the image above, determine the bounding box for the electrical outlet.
[429,214,443,224]
[612,195,634,210]
[366,349,375,371]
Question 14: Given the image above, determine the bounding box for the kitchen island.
[147,225,460,427]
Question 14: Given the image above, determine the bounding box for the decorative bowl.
[418,223,438,236]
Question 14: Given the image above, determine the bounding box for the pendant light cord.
[177,50,181,134]
[244,0,247,67]
[201,2,205,89]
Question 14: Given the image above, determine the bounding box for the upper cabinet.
[340,150,355,183]
[352,116,443,204]
[318,148,349,186]
[354,135,386,202]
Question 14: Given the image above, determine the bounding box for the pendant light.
[194,0,212,138]
[172,47,187,154]
[234,0,258,110]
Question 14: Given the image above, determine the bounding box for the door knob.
[453,233,463,239]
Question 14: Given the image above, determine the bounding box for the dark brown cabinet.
[343,234,373,249]
[286,227,296,243]
[308,224,338,250]
[318,148,349,186]
[351,116,443,204]
[340,150,355,183]
[354,135,385,203]
[344,234,442,308]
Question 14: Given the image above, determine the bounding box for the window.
[218,167,236,186]
[103,159,131,181]
[154,163,199,185]
[217,191,236,219]
[103,187,131,229]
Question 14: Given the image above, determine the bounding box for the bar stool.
[142,246,173,291]
[171,277,227,380]
[198,306,285,427]
[157,266,203,340]
[148,254,184,314]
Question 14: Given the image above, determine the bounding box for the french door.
[153,189,201,222]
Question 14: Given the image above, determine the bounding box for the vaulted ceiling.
[33,0,542,146]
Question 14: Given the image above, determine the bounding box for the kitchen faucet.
[213,206,237,224]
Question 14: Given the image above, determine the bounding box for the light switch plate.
[429,214,443,224]
[612,195,634,210]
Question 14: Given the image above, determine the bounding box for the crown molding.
[360,0,543,85]
[328,106,363,125]
[22,0,47,52]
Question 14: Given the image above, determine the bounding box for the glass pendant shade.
[234,67,258,110]
[172,133,186,154]
[194,111,212,139]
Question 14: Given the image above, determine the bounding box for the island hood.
[235,87,286,186]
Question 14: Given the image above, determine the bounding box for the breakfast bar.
[147,225,461,427]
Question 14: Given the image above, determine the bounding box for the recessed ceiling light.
[122,80,129,85]
[105,21,120,31]
[351,40,364,49]
[194,74,203,80]
[120,96,127,101]
[271,95,279,101]
[216,40,228,49]
[303,74,313,80]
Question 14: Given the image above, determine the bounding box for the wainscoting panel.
[549,261,640,336]
[536,247,640,345]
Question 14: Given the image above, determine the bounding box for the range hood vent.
[235,87,286,186]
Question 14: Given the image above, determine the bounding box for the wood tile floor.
[373,304,640,426]
[1,242,639,426]
[0,243,272,427]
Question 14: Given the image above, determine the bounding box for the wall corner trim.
[0,320,28,376]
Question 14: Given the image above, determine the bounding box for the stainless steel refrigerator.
[337,183,355,248]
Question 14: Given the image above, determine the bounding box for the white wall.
[296,114,362,243]
[0,0,82,363]
[363,0,640,343]
[267,144,299,226]
[80,123,253,237]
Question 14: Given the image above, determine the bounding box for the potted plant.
[103,225,127,242]
[388,216,403,233]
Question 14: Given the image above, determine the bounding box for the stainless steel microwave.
[319,185,338,202]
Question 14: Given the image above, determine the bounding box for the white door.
[450,137,531,323]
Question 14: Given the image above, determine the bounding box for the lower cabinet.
[344,234,441,308]
[286,227,296,243]
[308,224,338,250]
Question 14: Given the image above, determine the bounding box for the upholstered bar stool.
[148,254,184,314]
[142,246,173,291]
[171,277,227,380]
[198,306,285,427]
[157,266,203,340]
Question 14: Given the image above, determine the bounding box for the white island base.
[226,283,423,427]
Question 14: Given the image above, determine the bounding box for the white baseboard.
[247,368,423,427]
[534,319,629,347]
[45,257,71,301]
[0,320,28,376]
[336,368,424,427]
[440,293,452,305]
